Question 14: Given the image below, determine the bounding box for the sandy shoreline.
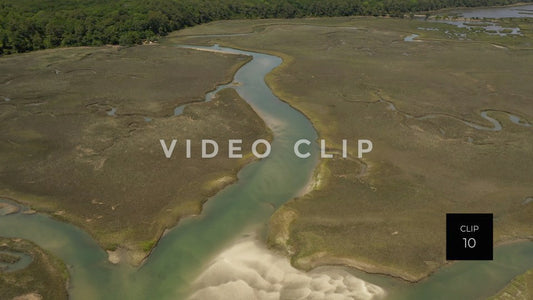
[0,201,20,215]
[188,234,386,300]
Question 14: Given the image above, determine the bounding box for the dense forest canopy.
[1,0,531,54]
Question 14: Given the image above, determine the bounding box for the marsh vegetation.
[169,16,533,281]
[0,44,270,262]
[0,237,68,300]
[491,268,533,300]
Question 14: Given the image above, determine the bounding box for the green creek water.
[0,46,321,299]
[1,43,532,299]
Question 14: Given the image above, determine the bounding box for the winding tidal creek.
[1,45,532,299]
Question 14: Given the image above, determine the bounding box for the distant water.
[449,4,533,19]
[404,34,420,42]
[106,107,116,116]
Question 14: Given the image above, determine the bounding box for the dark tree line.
[1,0,530,54]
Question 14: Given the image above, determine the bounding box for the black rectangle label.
[446,213,493,260]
